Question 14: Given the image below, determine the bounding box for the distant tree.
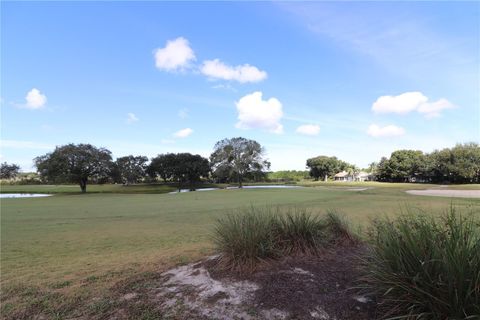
[171,153,210,191]
[374,157,391,181]
[387,150,425,182]
[268,170,310,182]
[210,137,270,188]
[366,162,378,174]
[0,162,20,179]
[429,143,480,183]
[34,144,112,192]
[114,155,148,184]
[306,156,347,181]
[147,153,177,182]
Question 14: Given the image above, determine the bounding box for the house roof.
[357,171,371,177]
[334,171,349,177]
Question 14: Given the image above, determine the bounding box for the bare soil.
[109,244,377,320]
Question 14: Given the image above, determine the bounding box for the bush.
[325,210,359,244]
[213,207,354,271]
[362,207,480,319]
[213,207,280,271]
[275,208,326,255]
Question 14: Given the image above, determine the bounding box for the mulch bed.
[205,243,378,320]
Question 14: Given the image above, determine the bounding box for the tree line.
[306,142,480,183]
[2,141,478,191]
[372,143,480,183]
[13,137,269,192]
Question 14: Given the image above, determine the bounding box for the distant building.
[356,171,372,182]
[334,171,353,181]
[334,171,372,182]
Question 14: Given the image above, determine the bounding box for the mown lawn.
[0,183,178,194]
[1,184,479,319]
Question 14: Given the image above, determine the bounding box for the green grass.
[362,207,480,319]
[1,183,479,319]
[213,207,359,272]
[0,183,178,194]
[2,185,479,285]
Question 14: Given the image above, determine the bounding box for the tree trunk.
[238,175,243,188]
[324,174,328,182]
[79,178,87,193]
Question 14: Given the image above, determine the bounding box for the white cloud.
[417,98,455,118]
[201,59,267,83]
[367,124,405,138]
[154,37,196,71]
[296,124,320,136]
[173,128,193,138]
[126,113,139,124]
[178,108,188,119]
[235,91,283,134]
[24,88,47,109]
[372,91,455,118]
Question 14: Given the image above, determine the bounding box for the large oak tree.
[210,137,270,187]
[35,144,112,192]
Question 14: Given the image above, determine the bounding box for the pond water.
[169,185,303,194]
[0,193,53,199]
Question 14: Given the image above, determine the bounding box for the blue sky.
[2,1,479,171]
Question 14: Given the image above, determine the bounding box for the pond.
[0,193,53,199]
[169,185,303,194]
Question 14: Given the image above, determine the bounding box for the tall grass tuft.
[362,207,480,319]
[212,206,280,271]
[213,206,333,271]
[325,210,359,244]
[275,208,326,255]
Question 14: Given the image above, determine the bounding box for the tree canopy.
[112,155,148,184]
[0,162,20,179]
[306,156,348,181]
[148,153,210,190]
[210,137,270,187]
[35,144,113,192]
[372,143,480,183]
[147,153,177,182]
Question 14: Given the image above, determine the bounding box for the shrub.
[325,210,359,244]
[213,206,280,271]
[275,208,326,255]
[362,207,480,319]
[212,207,354,271]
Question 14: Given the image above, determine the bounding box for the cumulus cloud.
[367,124,405,138]
[201,59,267,83]
[126,113,139,124]
[24,88,47,109]
[154,37,196,71]
[372,91,454,118]
[174,128,193,138]
[296,124,320,136]
[235,91,283,134]
[417,98,455,118]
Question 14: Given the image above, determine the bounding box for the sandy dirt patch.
[406,189,480,198]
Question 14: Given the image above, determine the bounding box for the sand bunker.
[406,189,480,198]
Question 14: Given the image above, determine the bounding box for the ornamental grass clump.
[212,206,280,271]
[362,207,480,319]
[213,207,353,271]
[274,208,327,255]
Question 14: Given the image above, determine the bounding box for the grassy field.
[1,183,479,318]
[0,183,178,194]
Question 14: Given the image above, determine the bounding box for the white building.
[334,171,372,182]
